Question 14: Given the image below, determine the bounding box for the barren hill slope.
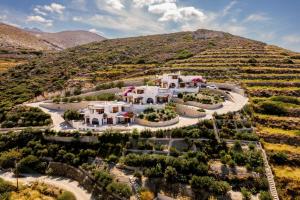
[0,23,58,51]
[27,30,106,49]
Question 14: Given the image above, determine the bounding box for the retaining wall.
[173,98,223,110]
[211,83,245,96]
[44,135,99,143]
[135,116,179,127]
[175,104,206,118]
[40,101,90,111]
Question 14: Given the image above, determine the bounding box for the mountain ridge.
[0,22,106,51]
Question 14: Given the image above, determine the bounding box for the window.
[96,109,104,114]
[137,89,144,94]
[112,107,119,113]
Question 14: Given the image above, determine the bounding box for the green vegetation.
[176,50,193,59]
[1,106,51,128]
[180,90,224,104]
[138,107,177,122]
[63,109,83,121]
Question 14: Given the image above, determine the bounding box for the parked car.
[206,85,218,90]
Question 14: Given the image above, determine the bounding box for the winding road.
[0,171,91,200]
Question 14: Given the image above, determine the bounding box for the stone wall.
[44,135,99,143]
[175,104,206,118]
[40,101,90,111]
[135,116,179,127]
[173,98,223,110]
[47,162,125,200]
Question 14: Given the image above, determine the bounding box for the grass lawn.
[273,165,300,180]
[263,142,300,154]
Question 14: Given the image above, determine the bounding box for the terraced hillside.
[0,28,300,199]
[164,45,300,200]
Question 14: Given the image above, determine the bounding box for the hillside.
[0,23,58,51]
[26,30,105,49]
[1,28,300,199]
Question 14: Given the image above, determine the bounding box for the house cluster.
[78,73,206,129]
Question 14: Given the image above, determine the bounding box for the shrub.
[73,87,82,95]
[106,182,132,198]
[17,155,46,173]
[176,50,193,59]
[57,191,76,200]
[257,101,287,116]
[259,191,272,200]
[107,154,119,163]
[270,152,288,165]
[140,190,154,200]
[248,58,257,63]
[241,187,251,200]
[63,110,82,121]
[93,170,113,187]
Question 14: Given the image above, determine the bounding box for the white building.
[76,73,207,129]
[82,101,134,126]
[121,86,172,105]
[156,72,206,91]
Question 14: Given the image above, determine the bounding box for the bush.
[257,101,287,116]
[270,152,288,165]
[176,50,193,59]
[259,191,272,200]
[0,177,16,192]
[107,154,119,163]
[248,58,257,63]
[1,106,51,128]
[93,170,113,187]
[106,182,132,198]
[63,110,82,121]
[241,187,251,200]
[17,155,46,173]
[190,176,230,195]
[57,191,76,200]
[73,87,82,95]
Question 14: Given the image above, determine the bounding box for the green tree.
[106,182,132,198]
[164,166,177,182]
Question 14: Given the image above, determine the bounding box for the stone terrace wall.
[173,98,223,110]
[135,116,179,127]
[176,104,206,118]
[47,162,125,200]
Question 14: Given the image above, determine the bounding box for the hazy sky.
[1,0,300,52]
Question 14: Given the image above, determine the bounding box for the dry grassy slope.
[29,30,106,49]
[0,23,58,51]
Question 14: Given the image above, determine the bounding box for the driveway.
[0,171,91,200]
[25,102,73,132]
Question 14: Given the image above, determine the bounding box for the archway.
[147,98,154,104]
[92,118,99,125]
[169,83,176,88]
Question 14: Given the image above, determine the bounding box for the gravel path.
[0,171,91,200]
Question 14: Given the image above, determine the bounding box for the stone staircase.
[259,143,280,200]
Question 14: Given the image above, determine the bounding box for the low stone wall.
[173,98,223,110]
[40,101,90,111]
[47,162,95,192]
[211,83,245,96]
[44,135,99,143]
[47,162,125,200]
[176,104,206,118]
[135,116,179,127]
[132,104,165,113]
